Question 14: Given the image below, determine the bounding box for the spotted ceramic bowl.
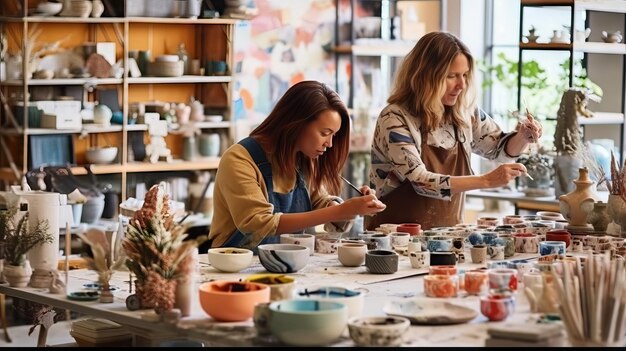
[347,315,410,347]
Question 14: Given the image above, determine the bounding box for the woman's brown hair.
[387,31,476,131]
[250,80,350,195]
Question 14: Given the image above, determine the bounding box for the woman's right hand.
[482,163,528,188]
[339,194,386,220]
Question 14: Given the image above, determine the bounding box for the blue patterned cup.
[539,241,566,256]
[482,232,499,246]
[427,238,453,252]
[468,231,484,246]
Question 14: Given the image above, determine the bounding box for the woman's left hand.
[359,186,375,196]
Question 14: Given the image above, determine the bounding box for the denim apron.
[219,137,312,252]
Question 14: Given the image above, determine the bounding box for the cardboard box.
[40,113,82,129]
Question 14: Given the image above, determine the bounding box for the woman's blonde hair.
[387,31,476,131]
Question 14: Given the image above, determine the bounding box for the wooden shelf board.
[0,16,237,25]
[520,42,572,50]
[575,0,626,13]
[0,168,20,181]
[332,44,353,54]
[126,17,237,25]
[0,126,124,135]
[127,76,232,84]
[124,158,221,173]
[574,41,626,54]
[1,78,123,86]
[71,164,125,175]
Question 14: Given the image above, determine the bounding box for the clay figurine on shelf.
[601,30,623,43]
[524,25,539,43]
[145,120,173,164]
[48,270,65,294]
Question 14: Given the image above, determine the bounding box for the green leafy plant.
[0,205,53,266]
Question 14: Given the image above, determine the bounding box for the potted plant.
[0,203,53,287]
[516,146,555,196]
[122,182,206,315]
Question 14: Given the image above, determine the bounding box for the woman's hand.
[338,194,386,221]
[359,185,375,196]
[517,115,543,143]
[482,163,528,188]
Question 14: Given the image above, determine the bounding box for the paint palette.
[67,290,100,301]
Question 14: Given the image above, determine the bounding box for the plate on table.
[83,282,121,292]
[383,298,478,325]
[67,290,100,301]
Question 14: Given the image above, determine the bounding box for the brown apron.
[366,125,472,230]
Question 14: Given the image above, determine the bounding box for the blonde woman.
[367,32,542,230]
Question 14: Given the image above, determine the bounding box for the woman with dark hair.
[210,80,386,250]
[366,32,542,230]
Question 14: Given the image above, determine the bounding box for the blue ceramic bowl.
[468,232,484,246]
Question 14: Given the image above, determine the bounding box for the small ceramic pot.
[477,216,499,227]
[366,234,392,251]
[429,252,457,266]
[389,232,410,247]
[427,238,453,252]
[487,268,518,292]
[539,241,566,256]
[280,233,316,256]
[487,245,505,260]
[503,215,524,225]
[397,223,421,236]
[468,231,484,246]
[464,270,488,295]
[377,223,399,235]
[545,230,572,248]
[470,245,487,264]
[409,251,430,269]
[493,235,515,258]
[338,243,368,267]
[429,265,457,276]
[347,316,410,347]
[424,274,458,298]
[207,247,253,273]
[481,232,499,246]
[365,250,399,274]
[480,292,515,321]
[513,233,539,253]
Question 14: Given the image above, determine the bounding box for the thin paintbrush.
[341,176,364,196]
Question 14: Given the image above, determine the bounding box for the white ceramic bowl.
[347,315,410,347]
[269,299,348,346]
[85,147,118,164]
[37,2,63,15]
[155,55,181,63]
[208,247,253,273]
[257,244,309,273]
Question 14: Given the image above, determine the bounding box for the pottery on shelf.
[558,167,601,229]
[601,30,623,43]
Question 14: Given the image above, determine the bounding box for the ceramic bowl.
[295,286,365,318]
[245,274,295,301]
[36,2,64,16]
[85,147,118,164]
[280,233,315,255]
[268,299,348,346]
[207,247,253,273]
[347,316,410,347]
[198,280,270,322]
[257,244,310,273]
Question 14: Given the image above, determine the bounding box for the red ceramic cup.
[545,230,572,248]
[397,223,421,236]
[480,292,515,321]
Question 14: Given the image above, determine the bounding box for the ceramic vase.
[91,0,105,17]
[558,167,601,228]
[607,194,626,237]
[589,201,610,232]
[4,260,32,288]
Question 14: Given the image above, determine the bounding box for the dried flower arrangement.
[121,182,206,313]
[609,152,626,201]
[78,227,126,302]
[0,203,53,267]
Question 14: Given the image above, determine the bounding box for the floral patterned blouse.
[369,104,517,200]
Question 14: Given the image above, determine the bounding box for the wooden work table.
[0,250,608,347]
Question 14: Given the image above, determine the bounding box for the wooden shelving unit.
[0,1,237,202]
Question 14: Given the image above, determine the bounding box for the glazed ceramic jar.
[480,292,515,321]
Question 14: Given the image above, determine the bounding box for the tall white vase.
[17,191,60,272]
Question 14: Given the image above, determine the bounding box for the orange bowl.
[198,280,270,322]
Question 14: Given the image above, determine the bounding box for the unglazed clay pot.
[558,167,601,228]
